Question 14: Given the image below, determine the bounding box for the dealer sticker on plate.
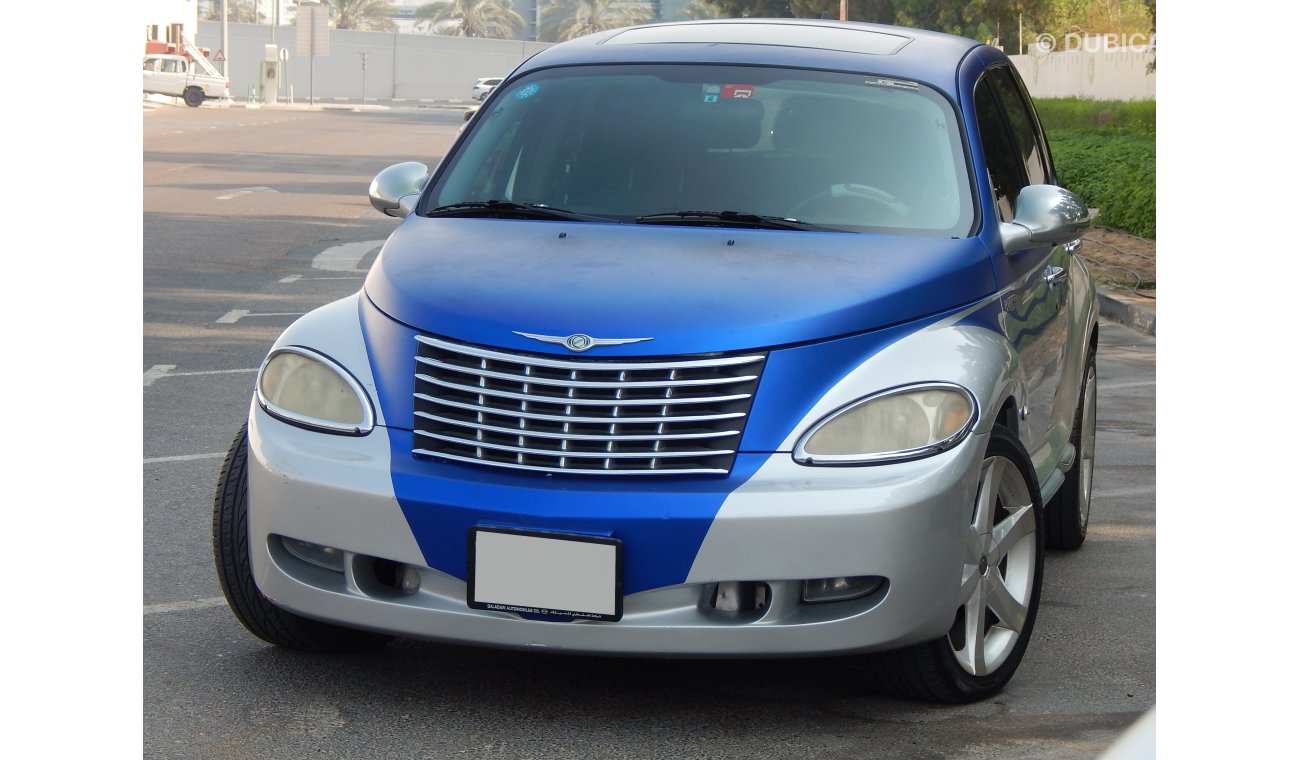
[468,527,623,621]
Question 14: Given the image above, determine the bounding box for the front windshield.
[428,64,973,236]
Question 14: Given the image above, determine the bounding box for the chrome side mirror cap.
[999,184,1090,254]
[368,162,429,218]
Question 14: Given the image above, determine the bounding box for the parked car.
[143,53,228,107]
[214,19,1098,704]
[471,77,503,101]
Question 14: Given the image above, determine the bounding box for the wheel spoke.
[985,571,1029,633]
[972,456,1004,534]
[991,503,1035,558]
[963,587,988,675]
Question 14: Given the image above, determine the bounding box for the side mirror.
[999,184,1090,254]
[368,162,429,218]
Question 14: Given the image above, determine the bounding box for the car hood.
[363,217,996,356]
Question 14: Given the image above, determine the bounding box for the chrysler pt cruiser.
[213,19,1098,703]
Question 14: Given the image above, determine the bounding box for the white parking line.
[143,364,176,387]
[170,368,259,377]
[216,310,305,324]
[144,452,225,464]
[1099,380,1157,391]
[1094,485,1156,498]
[144,597,227,615]
[216,186,277,201]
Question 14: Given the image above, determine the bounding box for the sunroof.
[604,23,913,56]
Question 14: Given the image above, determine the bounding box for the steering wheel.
[791,184,909,223]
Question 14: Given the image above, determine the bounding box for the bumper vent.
[412,335,765,476]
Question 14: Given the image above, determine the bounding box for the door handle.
[1043,266,1067,286]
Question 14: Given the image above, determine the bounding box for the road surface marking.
[312,240,383,272]
[144,597,227,615]
[1100,380,1157,391]
[1094,485,1156,498]
[216,186,277,200]
[143,364,176,387]
[170,368,259,377]
[144,452,225,464]
[280,275,302,283]
[216,310,305,324]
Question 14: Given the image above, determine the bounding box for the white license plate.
[468,528,623,621]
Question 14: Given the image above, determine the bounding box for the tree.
[537,0,655,42]
[328,0,397,31]
[679,0,726,20]
[709,0,791,17]
[416,0,526,39]
[201,0,267,24]
[787,0,895,22]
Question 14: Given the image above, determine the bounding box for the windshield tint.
[428,64,973,236]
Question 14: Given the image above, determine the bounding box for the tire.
[183,87,204,107]
[863,426,1045,703]
[212,423,392,652]
[1046,345,1097,550]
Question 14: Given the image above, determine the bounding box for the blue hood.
[364,217,995,355]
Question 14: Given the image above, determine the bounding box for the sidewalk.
[1097,286,1156,337]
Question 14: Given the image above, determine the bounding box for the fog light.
[281,537,345,573]
[801,576,885,603]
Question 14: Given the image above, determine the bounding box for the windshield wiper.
[424,200,610,223]
[634,210,834,232]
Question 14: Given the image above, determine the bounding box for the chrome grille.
[412,335,765,476]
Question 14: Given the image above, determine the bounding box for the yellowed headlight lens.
[797,386,974,463]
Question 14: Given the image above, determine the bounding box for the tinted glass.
[987,67,1048,187]
[974,77,1024,223]
[431,65,974,236]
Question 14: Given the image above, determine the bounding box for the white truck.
[143,53,229,107]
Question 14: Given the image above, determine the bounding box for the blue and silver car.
[214,19,1098,703]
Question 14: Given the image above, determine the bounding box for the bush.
[1034,99,1156,239]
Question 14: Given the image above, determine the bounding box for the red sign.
[720,84,756,99]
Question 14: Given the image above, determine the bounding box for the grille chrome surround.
[412,335,766,476]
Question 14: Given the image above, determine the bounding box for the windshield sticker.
[721,84,756,99]
[515,83,540,100]
[864,77,919,92]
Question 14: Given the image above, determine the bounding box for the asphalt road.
[143,102,1156,759]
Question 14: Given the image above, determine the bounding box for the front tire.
[1047,344,1097,550]
[864,426,1045,702]
[212,423,392,652]
[183,87,204,107]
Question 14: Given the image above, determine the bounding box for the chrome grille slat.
[416,374,752,407]
[415,411,739,442]
[415,432,734,460]
[415,394,746,425]
[416,355,758,389]
[412,336,766,477]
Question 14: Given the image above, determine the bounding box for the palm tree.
[679,0,725,20]
[537,0,654,42]
[415,0,526,39]
[329,0,397,31]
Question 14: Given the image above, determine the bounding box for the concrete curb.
[1097,286,1156,336]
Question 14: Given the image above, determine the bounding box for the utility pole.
[220,0,229,77]
[840,0,847,21]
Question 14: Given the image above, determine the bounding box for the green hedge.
[1034,99,1156,239]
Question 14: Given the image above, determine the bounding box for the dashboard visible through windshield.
[428,64,974,236]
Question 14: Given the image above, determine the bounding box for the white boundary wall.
[1010,49,1156,101]
[198,21,552,102]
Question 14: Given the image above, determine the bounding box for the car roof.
[516,19,982,98]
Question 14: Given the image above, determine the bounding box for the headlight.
[256,347,375,435]
[793,383,977,465]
